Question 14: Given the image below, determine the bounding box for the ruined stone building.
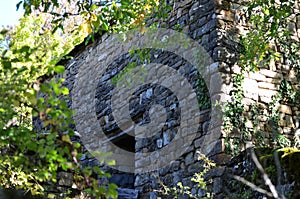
[55,0,300,198]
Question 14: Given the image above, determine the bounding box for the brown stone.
[243,78,259,100]
[215,0,231,10]
[258,82,279,90]
[100,116,107,126]
[258,88,277,98]
[285,115,295,128]
[211,153,231,165]
[259,69,283,79]
[58,172,73,187]
[249,72,266,81]
[218,10,234,21]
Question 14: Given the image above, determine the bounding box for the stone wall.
[132,0,224,198]
[215,0,300,149]
[57,0,300,198]
[214,0,300,197]
[62,0,224,197]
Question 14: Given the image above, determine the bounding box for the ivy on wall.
[223,0,300,155]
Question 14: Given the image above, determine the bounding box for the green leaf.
[19,45,31,53]
[2,60,11,69]
[90,4,98,11]
[62,134,72,144]
[102,22,109,31]
[54,65,65,73]
[106,159,116,166]
[61,87,69,95]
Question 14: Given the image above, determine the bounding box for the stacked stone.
[131,0,226,198]
[213,0,299,197]
[56,0,299,198]
[60,0,226,197]
[215,0,299,148]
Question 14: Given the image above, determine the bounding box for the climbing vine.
[223,0,300,154]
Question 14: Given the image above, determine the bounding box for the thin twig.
[274,149,286,199]
[250,148,280,199]
[231,175,274,198]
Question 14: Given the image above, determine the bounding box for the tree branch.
[231,175,274,198]
[250,148,280,199]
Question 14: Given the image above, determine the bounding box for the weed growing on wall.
[223,0,299,154]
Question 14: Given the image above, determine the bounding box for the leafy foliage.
[18,0,162,36]
[0,13,117,198]
[223,0,299,154]
[0,0,163,198]
[158,153,216,198]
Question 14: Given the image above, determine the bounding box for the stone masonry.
[57,0,300,198]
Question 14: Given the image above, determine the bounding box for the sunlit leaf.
[54,65,65,73]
